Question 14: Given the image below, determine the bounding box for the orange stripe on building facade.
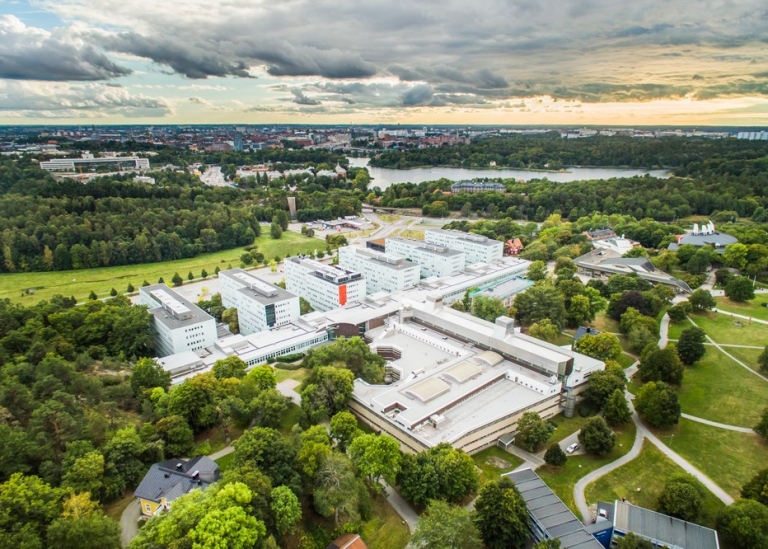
[339,284,347,306]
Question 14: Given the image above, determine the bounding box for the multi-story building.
[140,284,217,357]
[450,181,506,193]
[40,156,150,172]
[425,229,503,265]
[385,237,465,278]
[219,269,300,335]
[338,246,420,294]
[285,257,365,312]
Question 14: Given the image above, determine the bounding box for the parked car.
[566,443,580,454]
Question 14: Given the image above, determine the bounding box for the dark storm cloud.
[245,43,376,78]
[0,15,130,81]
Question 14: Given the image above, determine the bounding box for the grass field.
[279,403,302,435]
[214,452,235,471]
[356,496,411,549]
[716,294,768,322]
[585,441,725,527]
[274,367,311,384]
[548,412,595,445]
[726,346,763,369]
[652,418,768,497]
[537,422,636,514]
[677,347,768,427]
[471,446,524,485]
[103,493,135,521]
[688,311,768,347]
[591,312,621,334]
[0,231,321,304]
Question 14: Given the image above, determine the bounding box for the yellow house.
[134,456,220,517]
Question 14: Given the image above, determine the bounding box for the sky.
[1,0,767,125]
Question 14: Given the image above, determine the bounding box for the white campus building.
[140,284,217,357]
[40,155,150,172]
[338,246,420,294]
[284,257,366,312]
[425,229,503,265]
[219,269,300,335]
[154,286,604,455]
[385,237,465,278]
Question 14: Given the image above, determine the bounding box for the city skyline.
[1,0,767,125]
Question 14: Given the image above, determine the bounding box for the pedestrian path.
[681,413,754,433]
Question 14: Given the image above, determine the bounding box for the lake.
[347,157,670,190]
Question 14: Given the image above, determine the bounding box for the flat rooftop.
[142,284,213,329]
[345,247,418,271]
[354,321,559,445]
[386,237,464,258]
[427,228,502,247]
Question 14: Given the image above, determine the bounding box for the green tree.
[299,366,355,424]
[667,301,692,323]
[742,469,768,507]
[527,260,548,281]
[155,415,194,457]
[397,444,478,507]
[688,289,716,311]
[130,357,171,397]
[270,486,301,536]
[412,500,482,549]
[584,369,626,409]
[529,319,560,342]
[88,290,97,300]
[602,389,632,426]
[534,541,562,549]
[349,433,401,486]
[471,295,507,322]
[330,411,361,451]
[544,443,567,466]
[171,272,183,286]
[187,271,194,281]
[222,307,239,333]
[233,428,299,491]
[301,336,385,383]
[657,475,702,521]
[723,243,749,271]
[726,277,755,302]
[108,287,117,297]
[716,499,768,549]
[578,416,615,456]
[47,493,120,549]
[514,285,567,329]
[61,451,105,500]
[167,373,220,431]
[759,346,768,375]
[270,222,283,239]
[635,381,681,428]
[755,406,768,439]
[126,283,135,293]
[515,411,554,452]
[639,346,685,385]
[0,473,64,546]
[313,452,360,526]
[201,268,208,279]
[213,356,247,379]
[299,296,314,315]
[474,477,529,549]
[677,326,706,365]
[574,332,622,361]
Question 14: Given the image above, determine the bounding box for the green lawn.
[688,311,768,347]
[274,367,311,384]
[592,312,621,334]
[279,403,302,435]
[726,346,763,370]
[616,353,637,369]
[195,424,244,454]
[548,412,595,445]
[585,441,725,528]
[0,231,321,304]
[214,452,235,471]
[537,422,637,515]
[716,295,768,322]
[667,318,691,341]
[103,493,135,521]
[471,446,524,485]
[356,495,411,549]
[651,418,768,497]
[677,347,768,427]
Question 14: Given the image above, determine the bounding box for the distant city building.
[425,229,504,265]
[668,220,738,254]
[385,237,465,278]
[285,257,365,312]
[338,246,420,294]
[40,155,150,172]
[219,269,300,335]
[736,131,768,140]
[140,284,217,357]
[450,181,506,193]
[233,132,244,152]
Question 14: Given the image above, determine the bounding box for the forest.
[0,155,366,273]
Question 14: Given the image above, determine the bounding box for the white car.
[566,443,580,454]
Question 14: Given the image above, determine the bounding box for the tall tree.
[270,486,301,537]
[635,381,681,428]
[474,477,530,549]
[348,433,401,486]
[471,295,507,322]
[412,500,482,549]
[716,499,768,549]
[515,412,554,452]
[578,416,615,456]
[657,475,703,522]
[602,389,632,426]
[639,346,685,385]
[676,326,706,365]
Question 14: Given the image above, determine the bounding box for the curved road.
[573,312,739,523]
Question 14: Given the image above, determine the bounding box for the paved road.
[276,379,302,404]
[504,442,545,469]
[574,400,645,523]
[681,413,755,433]
[382,482,419,533]
[120,500,141,547]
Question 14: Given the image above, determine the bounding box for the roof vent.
[176,463,183,470]
[191,470,200,479]
[164,473,170,478]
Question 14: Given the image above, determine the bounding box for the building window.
[145,503,151,513]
